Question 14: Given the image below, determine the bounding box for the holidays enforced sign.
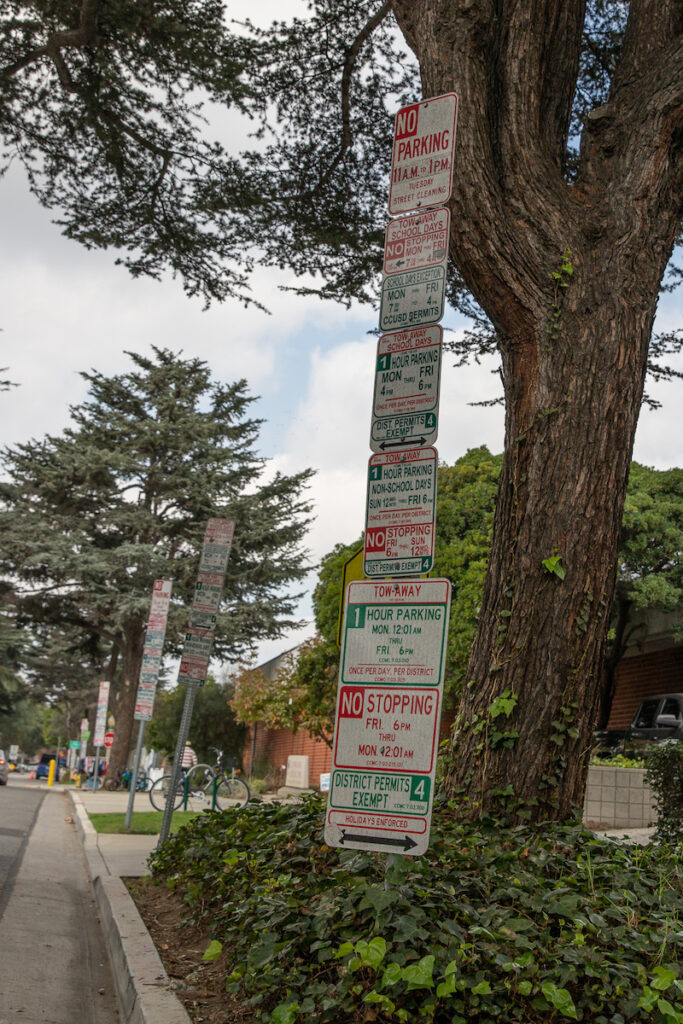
[388,93,458,215]
[383,207,450,276]
[370,326,442,452]
[364,447,437,576]
[325,578,451,856]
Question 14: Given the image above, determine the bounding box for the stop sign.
[104,731,114,748]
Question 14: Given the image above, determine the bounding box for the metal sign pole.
[92,744,102,791]
[157,681,198,847]
[124,721,146,830]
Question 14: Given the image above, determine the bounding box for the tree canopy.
[0,347,314,769]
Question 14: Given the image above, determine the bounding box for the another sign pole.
[125,580,173,829]
[157,519,235,847]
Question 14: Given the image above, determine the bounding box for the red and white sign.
[104,731,114,748]
[370,326,442,453]
[93,680,110,747]
[383,207,450,275]
[325,579,451,856]
[388,94,458,215]
[134,580,173,722]
[334,686,440,773]
[364,447,437,577]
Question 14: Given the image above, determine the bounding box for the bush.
[148,797,682,1023]
[589,754,645,768]
[646,742,683,845]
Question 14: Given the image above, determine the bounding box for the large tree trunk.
[108,623,145,774]
[392,1,683,820]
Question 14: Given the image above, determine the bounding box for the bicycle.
[103,766,149,791]
[148,748,249,812]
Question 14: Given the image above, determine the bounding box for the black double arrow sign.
[339,829,418,852]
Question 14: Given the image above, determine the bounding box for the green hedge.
[149,797,682,1024]
[647,743,683,845]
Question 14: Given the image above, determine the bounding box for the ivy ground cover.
[146,796,682,1024]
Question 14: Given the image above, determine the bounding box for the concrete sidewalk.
[66,785,192,1024]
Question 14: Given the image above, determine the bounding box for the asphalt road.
[0,779,120,1024]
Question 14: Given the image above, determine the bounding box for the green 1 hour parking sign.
[325,578,451,856]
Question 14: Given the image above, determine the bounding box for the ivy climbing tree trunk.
[391,0,683,820]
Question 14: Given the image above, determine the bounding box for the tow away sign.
[325,578,451,856]
[364,447,437,577]
[388,94,458,215]
[370,326,442,452]
[383,207,450,276]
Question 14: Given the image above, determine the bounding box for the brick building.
[606,610,682,729]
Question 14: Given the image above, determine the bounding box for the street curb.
[69,792,192,1024]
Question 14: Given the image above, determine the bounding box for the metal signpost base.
[157,681,198,847]
[124,721,146,830]
[92,744,102,791]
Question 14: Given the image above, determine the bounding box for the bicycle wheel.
[103,777,120,791]
[149,774,185,812]
[213,775,250,810]
[185,763,214,791]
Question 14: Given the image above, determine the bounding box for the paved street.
[0,779,120,1024]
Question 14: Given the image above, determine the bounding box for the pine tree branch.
[317,0,393,188]
[1,0,99,81]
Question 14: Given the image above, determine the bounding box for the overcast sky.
[2,2,681,669]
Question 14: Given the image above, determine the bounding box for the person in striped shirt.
[181,741,197,770]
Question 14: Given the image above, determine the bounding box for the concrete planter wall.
[583,765,657,829]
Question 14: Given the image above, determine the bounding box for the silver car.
[0,749,8,785]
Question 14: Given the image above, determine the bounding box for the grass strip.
[88,810,200,834]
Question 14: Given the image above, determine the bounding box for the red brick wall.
[243,725,332,789]
[607,646,683,728]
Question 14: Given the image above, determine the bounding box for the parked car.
[0,749,8,785]
[594,692,683,756]
[35,752,67,781]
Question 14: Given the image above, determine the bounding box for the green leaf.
[542,555,566,579]
[270,1003,299,1024]
[472,980,492,996]
[402,955,435,991]
[652,967,677,991]
[541,982,578,1019]
[334,941,354,959]
[354,937,386,970]
[363,991,396,1013]
[657,998,683,1024]
[201,940,223,962]
[638,987,658,1012]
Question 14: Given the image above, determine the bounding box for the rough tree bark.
[391,0,683,820]
[108,624,145,775]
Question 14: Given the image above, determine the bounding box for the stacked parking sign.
[325,95,458,857]
[179,518,235,685]
[134,580,173,722]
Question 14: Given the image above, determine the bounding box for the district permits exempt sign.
[325,578,451,856]
[388,94,458,215]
